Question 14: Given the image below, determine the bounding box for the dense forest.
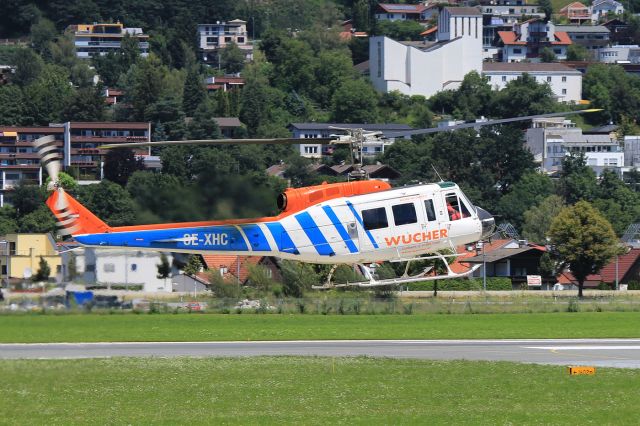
[0,0,638,254]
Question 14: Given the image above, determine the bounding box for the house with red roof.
[201,255,282,285]
[450,239,548,289]
[556,248,640,290]
[497,19,572,62]
[560,2,591,24]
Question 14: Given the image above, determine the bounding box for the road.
[1,339,640,368]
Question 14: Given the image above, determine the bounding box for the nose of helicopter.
[476,206,495,239]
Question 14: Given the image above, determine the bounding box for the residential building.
[598,45,640,63]
[555,25,610,52]
[68,122,150,181]
[559,2,591,24]
[556,247,640,289]
[0,127,63,206]
[330,164,401,180]
[460,239,547,288]
[374,3,435,22]
[198,20,253,65]
[624,136,640,167]
[525,117,623,175]
[0,122,151,205]
[370,7,483,98]
[66,23,149,59]
[201,255,282,285]
[213,117,242,138]
[0,65,13,85]
[0,233,61,282]
[603,18,632,45]
[103,88,124,106]
[340,19,369,40]
[288,122,413,158]
[591,0,624,23]
[497,19,572,62]
[205,76,245,92]
[483,62,582,102]
[60,246,178,292]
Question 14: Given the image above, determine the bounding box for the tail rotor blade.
[33,135,61,182]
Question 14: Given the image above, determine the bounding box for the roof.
[552,31,572,45]
[213,117,242,128]
[585,124,619,133]
[464,243,546,263]
[289,123,412,131]
[482,62,581,74]
[555,25,610,34]
[0,127,64,133]
[445,7,482,16]
[354,60,370,74]
[560,2,589,11]
[377,3,427,13]
[558,248,640,284]
[201,255,265,283]
[497,31,526,45]
[420,26,438,36]
[69,122,149,129]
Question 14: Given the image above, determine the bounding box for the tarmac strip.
[1,339,640,368]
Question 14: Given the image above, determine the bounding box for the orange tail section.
[46,189,112,236]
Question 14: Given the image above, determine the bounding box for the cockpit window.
[445,193,470,221]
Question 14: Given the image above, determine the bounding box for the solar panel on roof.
[387,5,418,10]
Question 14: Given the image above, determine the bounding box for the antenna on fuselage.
[431,165,444,182]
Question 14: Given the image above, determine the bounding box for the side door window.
[391,202,417,226]
[424,199,437,222]
[362,207,388,230]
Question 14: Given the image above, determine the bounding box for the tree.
[11,48,44,86]
[491,73,557,118]
[497,172,555,229]
[182,66,206,117]
[539,0,553,21]
[280,260,318,297]
[18,207,56,233]
[522,195,566,243]
[548,201,618,298]
[103,148,145,187]
[558,153,598,204]
[187,100,221,140]
[220,42,246,74]
[373,20,425,41]
[539,47,557,63]
[30,18,57,54]
[156,253,171,289]
[567,44,589,61]
[67,254,78,281]
[183,255,203,276]
[61,86,106,122]
[33,256,51,282]
[76,181,136,226]
[330,79,379,123]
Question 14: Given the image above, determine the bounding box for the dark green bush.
[404,277,512,291]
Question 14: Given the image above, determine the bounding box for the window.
[502,76,507,82]
[86,264,96,272]
[377,41,382,78]
[562,76,567,82]
[424,200,436,222]
[547,76,552,82]
[237,37,245,43]
[562,89,567,95]
[554,48,561,54]
[224,36,232,42]
[445,193,471,221]
[513,48,522,54]
[104,263,115,272]
[392,203,417,226]
[362,207,388,230]
[131,263,137,272]
[303,146,318,154]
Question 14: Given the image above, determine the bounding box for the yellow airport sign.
[567,366,596,375]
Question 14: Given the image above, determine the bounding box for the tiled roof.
[202,255,264,283]
[551,31,573,45]
[483,62,581,73]
[378,3,427,13]
[560,2,589,11]
[558,248,640,284]
[445,7,482,16]
[497,31,526,45]
[420,26,438,36]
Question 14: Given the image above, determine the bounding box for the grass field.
[0,357,638,424]
[1,312,639,343]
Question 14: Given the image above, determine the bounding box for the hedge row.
[404,278,513,291]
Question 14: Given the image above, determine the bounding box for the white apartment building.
[483,63,582,103]
[598,45,640,63]
[591,0,624,22]
[198,20,253,64]
[61,247,177,292]
[288,123,413,159]
[66,23,149,59]
[370,7,483,98]
[526,118,623,175]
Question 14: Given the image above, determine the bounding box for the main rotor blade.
[101,137,337,149]
[385,109,603,138]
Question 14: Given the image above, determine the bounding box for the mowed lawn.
[0,312,639,343]
[0,357,638,424]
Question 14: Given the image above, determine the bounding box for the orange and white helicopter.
[36,110,599,287]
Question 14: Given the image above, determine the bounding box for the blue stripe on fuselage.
[295,211,335,256]
[74,225,249,251]
[239,224,271,251]
[322,205,358,253]
[346,201,379,249]
[264,222,299,255]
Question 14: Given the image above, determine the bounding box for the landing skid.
[312,254,481,289]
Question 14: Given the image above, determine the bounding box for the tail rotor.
[34,135,78,235]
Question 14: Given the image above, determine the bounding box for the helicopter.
[36,109,600,288]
